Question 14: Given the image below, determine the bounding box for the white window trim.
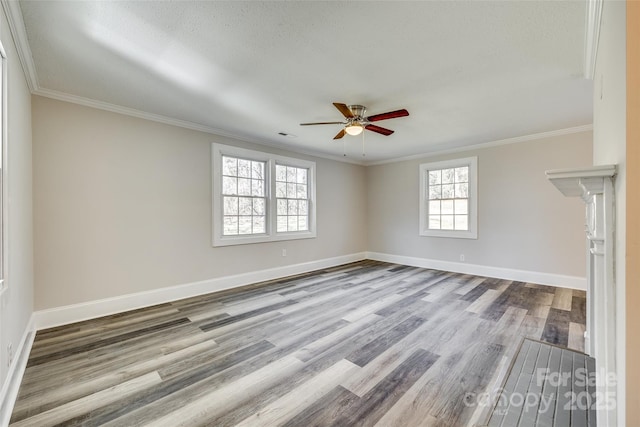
[419,156,478,239]
[212,143,316,247]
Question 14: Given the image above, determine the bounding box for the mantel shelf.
[546,165,616,197]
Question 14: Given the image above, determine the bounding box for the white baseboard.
[366,252,587,290]
[32,250,585,331]
[0,315,35,427]
[33,252,367,330]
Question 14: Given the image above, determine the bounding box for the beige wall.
[627,0,639,423]
[32,96,367,309]
[367,132,592,278]
[0,4,34,405]
[593,0,627,423]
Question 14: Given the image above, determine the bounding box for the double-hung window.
[419,156,478,239]
[212,143,316,246]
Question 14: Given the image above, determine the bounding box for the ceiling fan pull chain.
[362,131,366,157]
[343,139,346,157]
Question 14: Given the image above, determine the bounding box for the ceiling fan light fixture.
[345,123,363,136]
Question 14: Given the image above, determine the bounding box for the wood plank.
[568,322,586,352]
[551,288,574,311]
[571,352,588,427]
[488,340,531,427]
[334,349,439,426]
[145,355,305,427]
[500,341,541,426]
[10,372,162,427]
[346,315,426,367]
[9,261,589,427]
[517,343,551,427]
[553,348,574,427]
[586,355,597,426]
[536,346,562,427]
[233,359,359,427]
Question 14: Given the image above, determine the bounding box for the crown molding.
[1,0,38,92]
[364,124,594,166]
[584,0,603,79]
[33,87,365,166]
[33,86,594,169]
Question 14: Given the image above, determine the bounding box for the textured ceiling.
[18,1,592,163]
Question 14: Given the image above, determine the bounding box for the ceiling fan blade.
[300,121,345,126]
[365,124,394,136]
[333,103,355,119]
[366,109,409,122]
[333,129,346,139]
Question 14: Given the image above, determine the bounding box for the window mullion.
[268,159,276,236]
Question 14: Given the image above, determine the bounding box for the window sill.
[212,230,317,247]
[420,229,477,239]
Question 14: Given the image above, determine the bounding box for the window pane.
[455,215,468,230]
[238,159,251,178]
[296,184,307,199]
[428,170,441,185]
[253,216,265,234]
[441,200,454,214]
[238,216,252,234]
[286,183,295,198]
[429,215,441,229]
[454,199,468,215]
[297,168,307,184]
[455,167,468,183]
[253,198,265,215]
[429,200,441,215]
[277,199,287,215]
[251,161,264,179]
[287,167,297,182]
[288,216,298,231]
[251,179,264,196]
[223,196,238,215]
[429,185,441,200]
[276,165,287,181]
[298,216,308,231]
[442,168,455,184]
[222,156,237,176]
[222,176,237,195]
[441,215,454,230]
[276,182,287,198]
[288,199,297,215]
[299,200,308,215]
[223,217,238,235]
[239,197,252,215]
[454,183,468,198]
[441,184,454,199]
[277,216,288,232]
[238,178,251,196]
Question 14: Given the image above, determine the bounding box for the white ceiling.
[16,1,593,164]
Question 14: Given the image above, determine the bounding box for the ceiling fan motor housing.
[348,105,366,121]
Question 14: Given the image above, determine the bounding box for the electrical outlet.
[282,249,287,257]
[460,254,465,262]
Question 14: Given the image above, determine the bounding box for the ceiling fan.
[300,103,409,139]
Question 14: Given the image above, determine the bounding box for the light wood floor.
[10,261,586,426]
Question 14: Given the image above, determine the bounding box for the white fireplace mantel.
[546,164,617,427]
